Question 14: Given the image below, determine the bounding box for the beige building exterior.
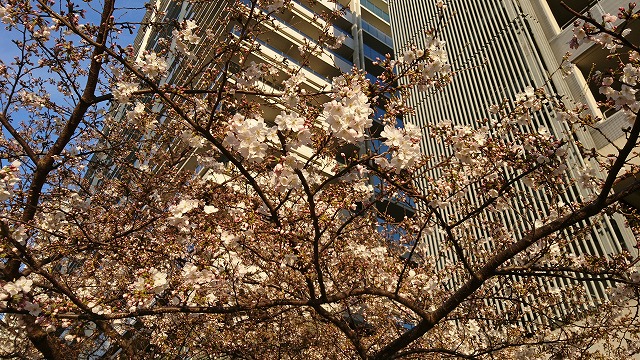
[389,0,638,307]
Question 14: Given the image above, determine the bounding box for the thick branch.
[596,112,640,206]
[0,113,39,163]
[372,176,640,359]
[295,168,327,300]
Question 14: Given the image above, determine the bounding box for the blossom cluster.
[172,19,201,57]
[112,80,139,103]
[0,277,32,303]
[271,154,304,193]
[135,51,168,80]
[321,75,373,144]
[376,123,422,172]
[508,85,543,125]
[599,60,640,119]
[0,161,20,202]
[571,10,631,52]
[0,4,13,24]
[396,35,452,90]
[130,267,169,307]
[224,113,277,162]
[265,0,286,13]
[236,61,264,88]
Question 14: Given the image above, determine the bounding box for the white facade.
[389,0,637,304]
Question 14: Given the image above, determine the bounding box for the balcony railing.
[361,0,390,22]
[362,19,393,48]
[363,43,387,61]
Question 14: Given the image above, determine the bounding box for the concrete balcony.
[546,0,629,63]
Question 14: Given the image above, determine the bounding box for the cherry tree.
[0,0,639,358]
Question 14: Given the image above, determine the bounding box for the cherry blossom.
[135,51,168,80]
[0,1,639,359]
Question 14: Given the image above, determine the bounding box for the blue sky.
[0,1,147,167]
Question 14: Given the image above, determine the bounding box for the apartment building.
[129,0,392,111]
[110,0,420,221]
[93,2,369,175]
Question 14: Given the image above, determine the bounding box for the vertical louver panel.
[389,0,636,311]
